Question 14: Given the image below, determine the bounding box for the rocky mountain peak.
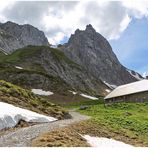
[85,24,96,33]
[61,24,138,86]
[0,21,49,53]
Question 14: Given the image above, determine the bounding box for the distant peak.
[5,21,17,25]
[75,29,81,34]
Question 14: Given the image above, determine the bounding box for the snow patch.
[105,89,111,93]
[0,102,57,130]
[83,135,134,148]
[103,81,117,89]
[0,48,8,55]
[127,69,143,80]
[68,90,77,95]
[15,66,23,70]
[31,89,53,96]
[80,94,98,100]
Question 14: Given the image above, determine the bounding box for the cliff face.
[61,24,138,86]
[0,21,49,53]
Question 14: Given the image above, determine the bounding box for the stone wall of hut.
[105,91,148,103]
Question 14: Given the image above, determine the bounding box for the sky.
[0,0,148,76]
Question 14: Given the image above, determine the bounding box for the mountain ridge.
[0,21,49,53]
[0,21,143,97]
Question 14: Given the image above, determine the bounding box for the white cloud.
[122,0,148,18]
[0,1,148,44]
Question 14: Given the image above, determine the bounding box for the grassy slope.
[32,101,148,147]
[0,46,74,91]
[0,45,82,91]
[0,45,80,68]
[79,102,148,146]
[0,80,69,119]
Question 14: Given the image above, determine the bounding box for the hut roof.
[105,80,148,99]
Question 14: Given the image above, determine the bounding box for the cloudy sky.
[0,0,148,76]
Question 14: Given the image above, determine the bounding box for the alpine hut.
[105,80,148,103]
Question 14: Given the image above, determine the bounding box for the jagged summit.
[61,24,138,86]
[0,21,49,53]
[74,24,95,35]
[85,24,96,32]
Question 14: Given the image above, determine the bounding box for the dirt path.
[0,111,90,147]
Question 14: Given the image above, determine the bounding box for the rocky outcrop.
[60,24,138,86]
[0,21,49,53]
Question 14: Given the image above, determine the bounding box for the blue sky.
[110,17,148,76]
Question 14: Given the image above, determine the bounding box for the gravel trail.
[0,111,90,147]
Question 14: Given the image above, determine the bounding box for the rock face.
[0,46,107,96]
[61,24,138,86]
[0,21,49,53]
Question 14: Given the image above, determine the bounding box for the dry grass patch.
[31,126,89,147]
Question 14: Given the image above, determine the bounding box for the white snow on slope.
[68,90,77,95]
[15,66,23,70]
[105,89,111,93]
[127,69,143,80]
[32,89,53,96]
[0,47,8,55]
[83,135,134,148]
[80,94,98,100]
[103,81,117,89]
[0,102,57,130]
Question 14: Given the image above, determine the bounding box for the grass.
[31,125,89,147]
[0,80,70,119]
[0,45,80,67]
[77,102,148,146]
[0,45,80,92]
[31,101,148,147]
[0,67,70,92]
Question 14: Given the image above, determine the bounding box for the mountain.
[60,24,141,86]
[0,22,143,98]
[0,21,49,53]
[0,45,107,96]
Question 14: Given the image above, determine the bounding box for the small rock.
[79,105,89,110]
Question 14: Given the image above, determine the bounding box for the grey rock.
[0,21,49,53]
[79,105,90,110]
[60,24,138,86]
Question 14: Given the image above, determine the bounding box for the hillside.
[0,45,108,96]
[0,80,69,119]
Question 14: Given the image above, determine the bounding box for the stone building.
[105,80,148,103]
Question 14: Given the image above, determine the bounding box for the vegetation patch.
[0,80,70,120]
[31,118,146,147]
[77,102,148,146]
[35,101,148,147]
[31,124,90,147]
[0,45,80,68]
